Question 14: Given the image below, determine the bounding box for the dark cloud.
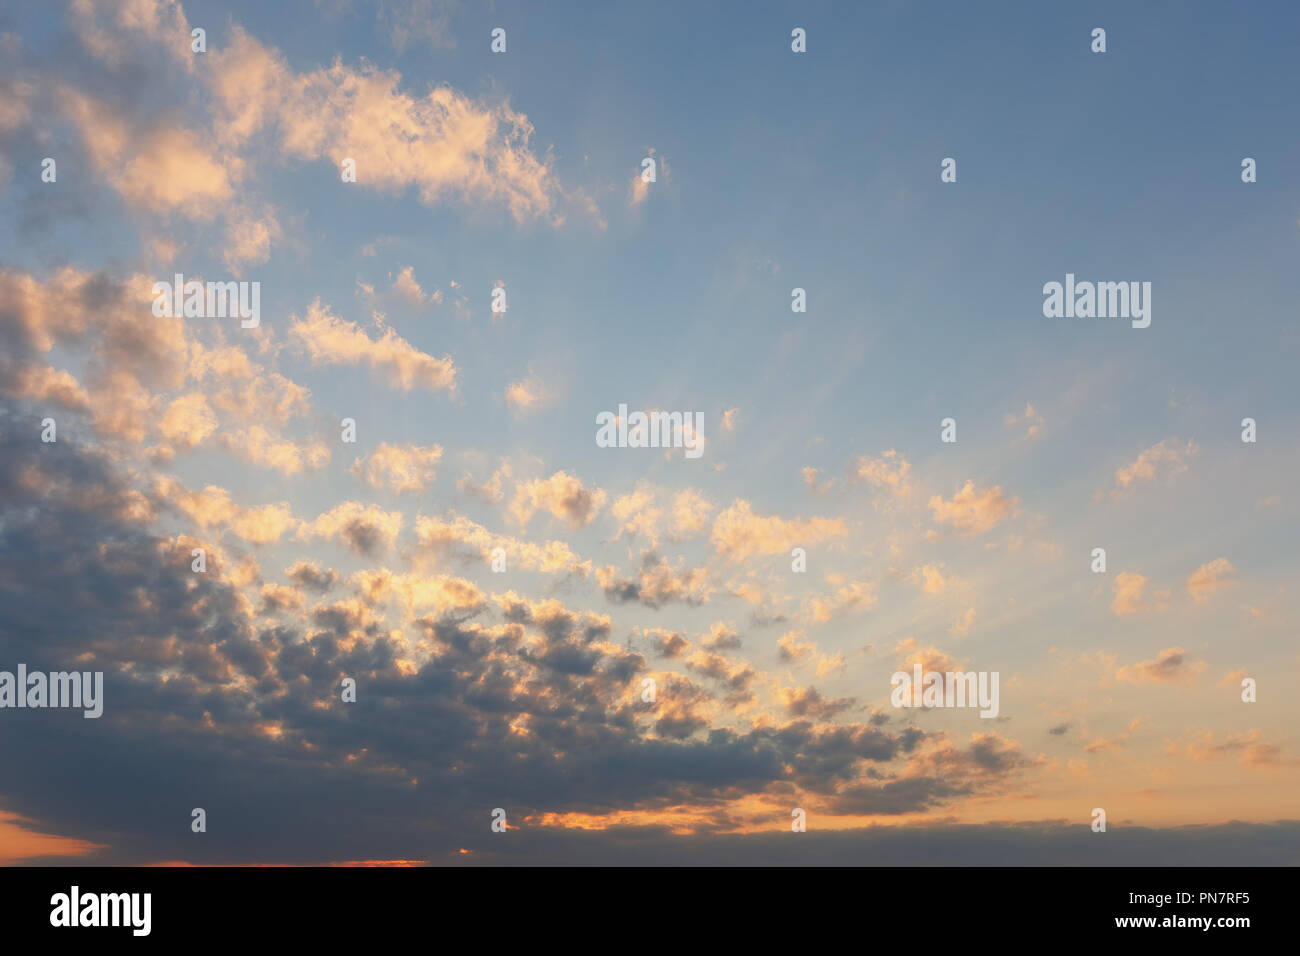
[597,551,709,609]
[650,631,688,658]
[0,405,974,864]
[286,561,339,594]
[780,685,855,720]
[338,518,389,556]
[416,820,1300,867]
[700,623,741,649]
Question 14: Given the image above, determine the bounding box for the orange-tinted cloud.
[1115,647,1204,685]
[290,301,458,393]
[928,481,1016,536]
[1187,557,1236,605]
[711,499,846,561]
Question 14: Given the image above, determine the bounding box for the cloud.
[893,638,963,675]
[57,88,235,216]
[505,375,551,415]
[777,630,817,662]
[778,685,854,720]
[209,26,566,223]
[260,582,305,613]
[1115,647,1205,685]
[414,512,590,577]
[152,476,295,544]
[1187,557,1236,605]
[810,579,877,622]
[607,484,713,548]
[509,470,605,529]
[5,363,92,411]
[353,570,487,618]
[1004,403,1043,438]
[457,461,512,505]
[644,628,689,659]
[710,499,846,562]
[1185,730,1286,768]
[700,622,741,650]
[285,561,339,594]
[0,808,107,864]
[223,206,282,273]
[647,675,713,739]
[949,608,976,636]
[0,267,205,453]
[914,564,947,595]
[0,411,1272,863]
[611,484,662,545]
[353,443,444,493]
[597,552,712,609]
[290,300,458,393]
[816,652,847,678]
[853,450,912,500]
[1111,572,1149,616]
[186,342,256,384]
[629,149,663,206]
[826,734,1022,816]
[158,393,217,450]
[802,466,834,497]
[928,481,1017,536]
[69,0,194,72]
[670,489,714,538]
[297,501,404,555]
[206,371,314,428]
[361,266,443,309]
[220,427,331,476]
[1084,738,1122,754]
[685,650,756,704]
[1110,439,1197,497]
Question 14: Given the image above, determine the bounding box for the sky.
[0,0,1298,865]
